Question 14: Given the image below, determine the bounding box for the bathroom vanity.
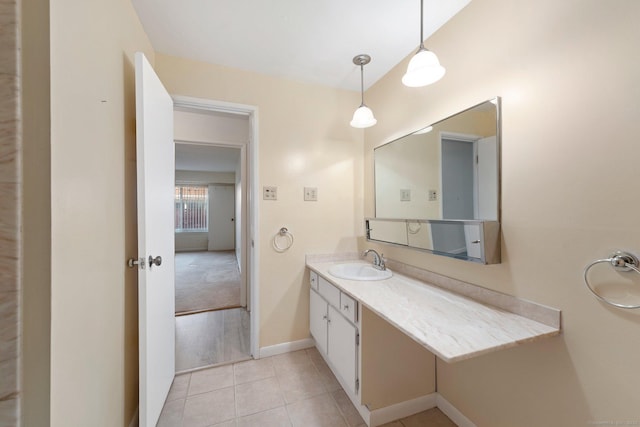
[306,254,561,426]
[306,98,560,426]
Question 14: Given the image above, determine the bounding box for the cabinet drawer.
[318,276,341,308]
[340,293,358,324]
[310,271,319,291]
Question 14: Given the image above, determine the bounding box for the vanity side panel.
[361,307,435,410]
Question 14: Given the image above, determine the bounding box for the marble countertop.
[306,259,560,363]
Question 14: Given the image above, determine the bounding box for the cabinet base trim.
[436,394,477,427]
[259,338,315,358]
[369,393,437,427]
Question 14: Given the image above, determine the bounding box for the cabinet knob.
[344,304,350,310]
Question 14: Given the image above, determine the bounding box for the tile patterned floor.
[158,348,457,427]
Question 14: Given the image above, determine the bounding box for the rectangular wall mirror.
[368,97,501,264]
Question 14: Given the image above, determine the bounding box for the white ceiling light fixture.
[350,54,377,129]
[402,0,446,87]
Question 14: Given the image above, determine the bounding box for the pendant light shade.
[402,0,446,87]
[350,54,377,128]
[351,105,377,128]
[402,48,445,87]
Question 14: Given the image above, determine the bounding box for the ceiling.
[131,0,471,91]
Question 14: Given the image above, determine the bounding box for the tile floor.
[158,348,457,427]
[176,308,251,372]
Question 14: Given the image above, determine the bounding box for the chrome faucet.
[363,249,386,271]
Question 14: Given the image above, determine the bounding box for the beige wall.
[49,0,153,425]
[156,54,364,348]
[175,232,208,252]
[363,0,640,425]
[175,109,249,143]
[21,0,52,424]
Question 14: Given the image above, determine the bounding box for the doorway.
[439,132,498,221]
[172,98,259,371]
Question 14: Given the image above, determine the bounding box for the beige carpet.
[175,251,241,315]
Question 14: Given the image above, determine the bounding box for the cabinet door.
[310,289,328,355]
[328,305,358,395]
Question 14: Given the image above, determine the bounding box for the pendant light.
[350,54,377,128]
[402,0,446,87]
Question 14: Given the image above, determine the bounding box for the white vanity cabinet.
[309,272,359,395]
[309,288,329,355]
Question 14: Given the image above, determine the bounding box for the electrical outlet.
[428,189,437,201]
[304,187,318,201]
[263,186,277,200]
[400,189,411,201]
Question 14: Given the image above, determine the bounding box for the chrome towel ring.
[273,227,294,252]
[583,251,640,309]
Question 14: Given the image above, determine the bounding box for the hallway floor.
[176,308,251,372]
[158,348,457,427]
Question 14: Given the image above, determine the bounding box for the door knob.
[149,255,162,267]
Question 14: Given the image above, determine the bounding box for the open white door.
[135,52,175,427]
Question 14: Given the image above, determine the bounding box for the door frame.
[173,95,260,358]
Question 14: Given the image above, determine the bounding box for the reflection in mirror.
[368,98,501,264]
[366,218,500,264]
[375,98,500,221]
[367,219,408,247]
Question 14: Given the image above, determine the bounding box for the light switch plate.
[263,186,277,200]
[428,189,437,201]
[400,189,411,201]
[304,187,318,201]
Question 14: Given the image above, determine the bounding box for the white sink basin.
[328,263,392,281]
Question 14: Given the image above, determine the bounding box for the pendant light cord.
[419,0,425,50]
[360,64,364,106]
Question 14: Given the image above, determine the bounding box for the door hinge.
[355,378,360,392]
[356,332,360,346]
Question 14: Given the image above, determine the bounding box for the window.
[175,185,208,231]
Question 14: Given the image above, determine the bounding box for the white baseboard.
[436,394,477,427]
[128,407,139,427]
[369,393,437,427]
[258,337,315,358]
